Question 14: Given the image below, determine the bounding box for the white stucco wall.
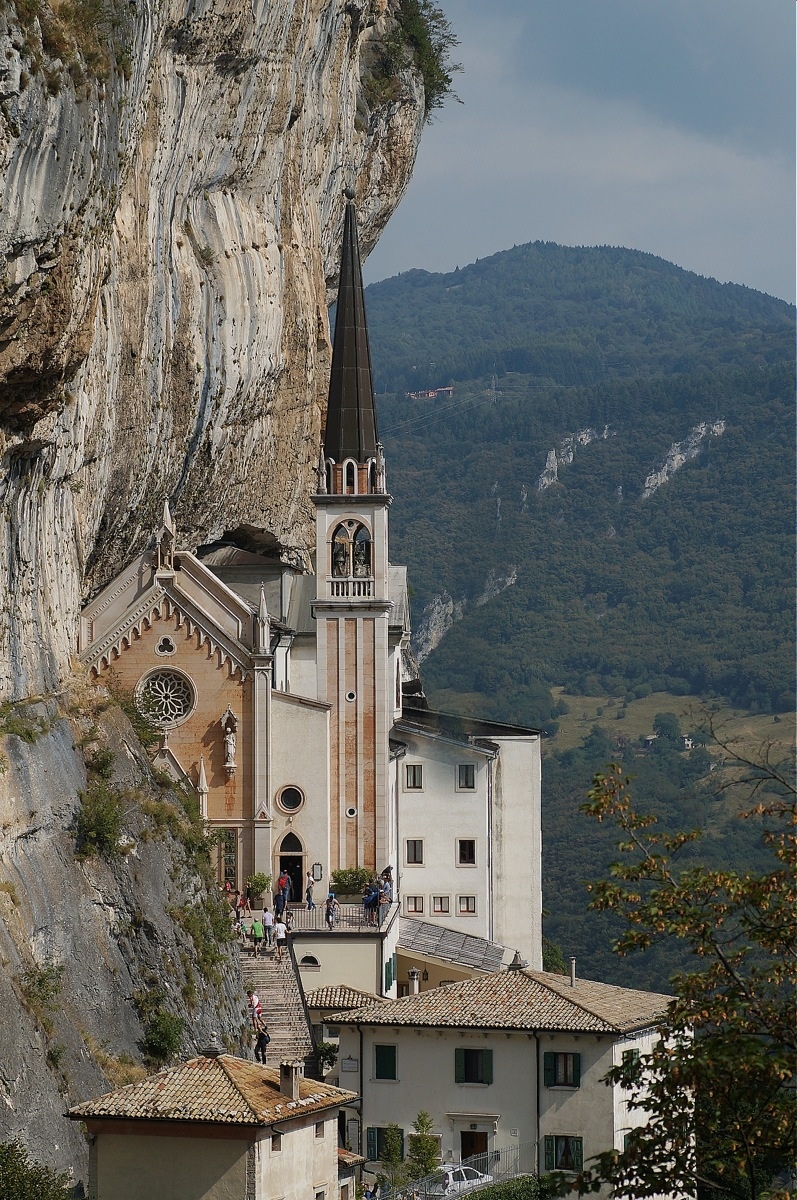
[259,1111,340,1200]
[93,1131,249,1200]
[489,736,542,965]
[270,692,330,884]
[396,732,492,941]
[338,1022,651,1194]
[288,637,319,699]
[295,933,385,995]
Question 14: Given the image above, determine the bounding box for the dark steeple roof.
[324,191,379,463]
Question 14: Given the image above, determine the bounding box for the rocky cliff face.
[0,0,424,1179]
[0,0,424,701]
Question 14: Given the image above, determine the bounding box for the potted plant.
[246,873,271,909]
[330,867,371,902]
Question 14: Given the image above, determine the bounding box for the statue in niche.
[224,729,237,769]
[332,538,348,577]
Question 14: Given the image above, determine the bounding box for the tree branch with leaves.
[572,729,795,1200]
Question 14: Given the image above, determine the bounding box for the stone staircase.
[240,947,317,1074]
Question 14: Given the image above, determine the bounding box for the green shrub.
[246,872,271,897]
[366,0,460,120]
[19,964,63,1034]
[74,781,124,858]
[315,1040,338,1073]
[330,867,371,894]
[86,746,115,778]
[135,987,184,1063]
[142,1009,184,1063]
[0,1140,71,1200]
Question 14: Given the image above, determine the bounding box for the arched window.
[332,526,350,577]
[300,954,320,966]
[352,525,371,577]
[279,832,303,853]
[344,460,357,495]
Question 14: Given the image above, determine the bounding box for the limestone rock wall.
[0,696,246,1184]
[0,0,425,701]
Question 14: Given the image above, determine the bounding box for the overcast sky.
[363,0,795,302]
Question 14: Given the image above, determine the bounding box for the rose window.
[137,671,195,727]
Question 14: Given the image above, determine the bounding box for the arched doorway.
[277,832,304,906]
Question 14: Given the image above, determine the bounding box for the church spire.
[323,189,379,468]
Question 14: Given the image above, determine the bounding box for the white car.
[430,1166,493,1196]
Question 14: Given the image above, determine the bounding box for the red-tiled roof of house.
[68,1055,356,1126]
[304,985,387,1011]
[328,969,671,1034]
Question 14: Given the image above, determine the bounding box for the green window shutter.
[544,1136,554,1172]
[367,1128,377,1161]
[572,1053,581,1086]
[455,1047,465,1083]
[573,1139,583,1171]
[375,1045,396,1079]
[482,1048,493,1084]
[543,1052,555,1087]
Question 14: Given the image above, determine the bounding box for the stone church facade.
[78,196,542,967]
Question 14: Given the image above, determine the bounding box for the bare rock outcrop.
[0,0,425,701]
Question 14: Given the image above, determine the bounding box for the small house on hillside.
[68,1049,356,1200]
[330,968,672,1199]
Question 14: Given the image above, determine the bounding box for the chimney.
[407,968,420,995]
[202,1032,222,1058]
[569,957,576,987]
[279,1060,303,1100]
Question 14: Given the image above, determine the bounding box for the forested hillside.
[367,243,795,989]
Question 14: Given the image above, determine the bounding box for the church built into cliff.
[77,195,542,989]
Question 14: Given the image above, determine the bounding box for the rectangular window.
[271,1134,282,1153]
[405,764,423,790]
[367,1127,405,1162]
[406,839,424,864]
[432,895,450,914]
[458,839,476,865]
[406,896,424,914]
[543,1136,583,1173]
[315,1191,326,1200]
[458,895,476,914]
[457,763,476,789]
[375,1044,397,1080]
[341,1187,350,1200]
[543,1052,581,1087]
[315,1120,325,1139]
[622,1048,640,1068]
[455,1047,493,1085]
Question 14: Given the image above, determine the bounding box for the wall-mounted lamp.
[312,862,323,881]
[421,968,429,982]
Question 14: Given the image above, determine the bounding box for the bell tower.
[312,189,393,874]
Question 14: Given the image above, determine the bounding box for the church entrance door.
[279,855,303,906]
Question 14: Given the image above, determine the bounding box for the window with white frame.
[457,763,476,789]
[544,1136,583,1172]
[543,1052,581,1087]
[458,839,476,865]
[405,764,423,790]
[458,895,476,915]
[432,895,450,914]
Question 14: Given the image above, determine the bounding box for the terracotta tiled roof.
[398,918,509,973]
[329,969,671,1034]
[339,1148,367,1168]
[305,985,387,1011]
[68,1055,356,1126]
